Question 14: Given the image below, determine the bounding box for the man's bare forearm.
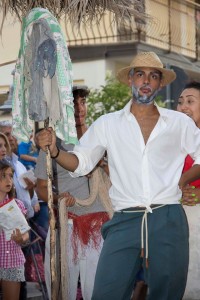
[51,147,79,172]
[36,128,79,171]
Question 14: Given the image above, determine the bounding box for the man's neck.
[130,100,158,118]
[76,124,88,140]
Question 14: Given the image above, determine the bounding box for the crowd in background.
[1,58,200,300]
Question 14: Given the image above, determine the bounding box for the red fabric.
[0,197,13,207]
[183,155,200,188]
[68,212,109,262]
[25,253,45,282]
[76,286,83,300]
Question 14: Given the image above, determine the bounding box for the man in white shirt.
[36,52,200,300]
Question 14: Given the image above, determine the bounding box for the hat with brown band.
[117,52,176,87]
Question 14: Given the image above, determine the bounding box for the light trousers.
[45,223,103,300]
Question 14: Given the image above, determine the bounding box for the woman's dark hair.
[184,81,200,92]
[0,160,15,198]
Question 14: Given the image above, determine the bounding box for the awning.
[184,69,200,81]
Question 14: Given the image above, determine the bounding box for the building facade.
[0,0,200,112]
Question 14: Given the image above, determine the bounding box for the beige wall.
[146,0,196,58]
[171,1,196,57]
[0,1,198,65]
[61,11,117,45]
[0,13,21,65]
[0,10,116,64]
[0,111,12,122]
[0,1,199,92]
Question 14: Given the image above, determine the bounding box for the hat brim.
[117,66,176,87]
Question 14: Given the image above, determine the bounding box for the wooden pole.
[44,120,58,300]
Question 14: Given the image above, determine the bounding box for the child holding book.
[0,160,29,300]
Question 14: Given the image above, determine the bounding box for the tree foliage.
[86,76,131,125]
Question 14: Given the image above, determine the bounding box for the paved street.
[27,282,46,300]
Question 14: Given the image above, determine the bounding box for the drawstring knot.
[118,204,166,269]
[140,205,165,268]
[141,209,148,268]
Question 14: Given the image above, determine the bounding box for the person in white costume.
[35,86,110,300]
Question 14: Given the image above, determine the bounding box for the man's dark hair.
[73,89,90,100]
[184,81,200,92]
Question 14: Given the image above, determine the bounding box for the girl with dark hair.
[0,160,29,300]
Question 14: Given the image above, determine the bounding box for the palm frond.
[0,0,147,34]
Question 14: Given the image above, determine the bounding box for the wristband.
[51,147,60,159]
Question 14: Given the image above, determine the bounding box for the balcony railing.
[62,0,200,60]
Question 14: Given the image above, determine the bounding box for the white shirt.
[71,100,200,211]
[8,153,38,218]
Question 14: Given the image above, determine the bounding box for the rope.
[46,147,57,300]
[75,167,113,218]
[57,166,113,299]
[58,197,68,299]
[117,205,166,268]
[45,117,58,300]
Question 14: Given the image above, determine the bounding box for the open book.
[0,199,30,240]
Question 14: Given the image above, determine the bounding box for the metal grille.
[63,0,200,60]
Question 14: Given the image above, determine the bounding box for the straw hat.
[117,52,176,87]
